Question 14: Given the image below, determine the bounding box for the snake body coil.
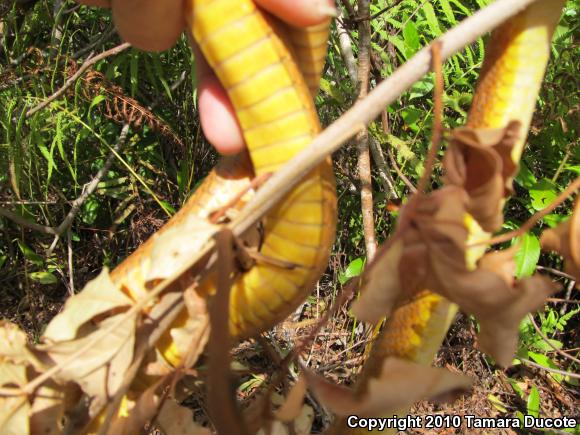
[109,0,336,365]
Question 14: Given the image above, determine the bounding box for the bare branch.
[233,0,541,237]
[0,207,58,235]
[355,0,377,261]
[46,123,131,254]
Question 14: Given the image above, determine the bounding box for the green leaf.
[512,232,540,278]
[408,77,434,100]
[515,161,537,189]
[438,0,456,24]
[528,351,563,382]
[507,377,525,398]
[422,3,441,36]
[0,255,7,269]
[526,385,540,418]
[542,213,567,228]
[17,241,44,266]
[487,394,508,413]
[89,94,106,113]
[319,78,346,104]
[403,21,420,56]
[530,338,562,352]
[516,410,525,427]
[402,106,421,127]
[529,179,558,211]
[388,34,408,60]
[159,201,175,215]
[339,257,365,285]
[29,271,58,285]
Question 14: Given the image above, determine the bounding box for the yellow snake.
[109,0,336,366]
[102,0,564,430]
[338,1,565,433]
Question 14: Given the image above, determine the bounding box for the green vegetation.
[1,0,578,427]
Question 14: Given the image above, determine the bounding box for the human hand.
[76,0,335,155]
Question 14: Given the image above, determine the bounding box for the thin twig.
[527,314,580,365]
[335,9,358,83]
[26,42,131,118]
[518,357,580,379]
[47,123,131,254]
[536,265,576,281]
[387,145,418,193]
[546,298,580,304]
[0,207,58,235]
[417,41,444,194]
[368,136,398,199]
[207,229,248,435]
[477,178,579,247]
[67,229,74,296]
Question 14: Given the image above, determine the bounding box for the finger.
[77,0,111,7]
[192,42,245,155]
[111,0,185,52]
[255,0,336,27]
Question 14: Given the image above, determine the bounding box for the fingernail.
[316,1,337,18]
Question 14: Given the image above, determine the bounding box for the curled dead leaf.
[429,245,557,367]
[0,362,30,434]
[353,184,557,367]
[39,312,137,401]
[304,357,472,417]
[351,239,404,324]
[43,268,133,342]
[156,399,211,435]
[443,122,521,232]
[541,199,580,284]
[353,187,469,324]
[273,377,307,423]
[0,321,44,370]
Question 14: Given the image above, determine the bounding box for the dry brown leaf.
[541,200,580,283]
[156,399,211,435]
[353,187,469,324]
[107,378,164,435]
[40,312,136,400]
[0,321,44,370]
[43,268,133,342]
[273,377,307,423]
[0,362,30,434]
[351,239,404,323]
[428,246,557,367]
[169,287,210,368]
[304,358,471,417]
[29,381,65,435]
[354,183,557,367]
[443,122,521,232]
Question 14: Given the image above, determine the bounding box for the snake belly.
[338,1,564,433]
[109,0,336,366]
